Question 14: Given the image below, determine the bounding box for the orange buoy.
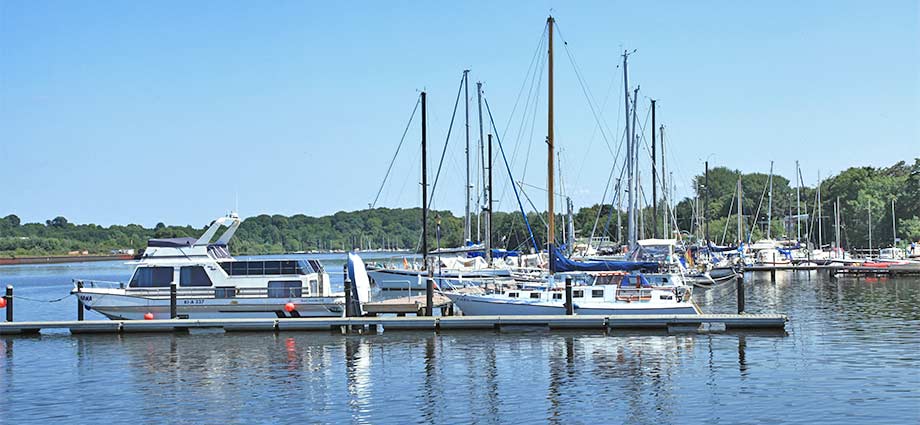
[284,302,296,312]
[0,297,6,308]
[143,312,154,320]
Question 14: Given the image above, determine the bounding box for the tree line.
[1,159,916,257]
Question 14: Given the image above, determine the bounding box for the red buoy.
[143,312,154,320]
[284,302,296,312]
[0,297,6,308]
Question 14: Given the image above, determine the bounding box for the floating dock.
[0,314,787,336]
[743,264,920,277]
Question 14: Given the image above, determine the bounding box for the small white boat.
[446,273,697,316]
[73,214,366,320]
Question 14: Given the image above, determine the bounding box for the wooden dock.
[362,294,454,316]
[0,314,787,336]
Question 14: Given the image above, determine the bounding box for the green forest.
[1,159,917,257]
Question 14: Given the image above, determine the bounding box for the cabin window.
[508,292,519,298]
[247,261,265,276]
[592,289,604,298]
[264,261,281,275]
[129,267,173,288]
[552,293,562,300]
[281,261,298,275]
[268,281,302,298]
[215,287,236,298]
[573,290,584,298]
[180,266,212,287]
[530,293,541,299]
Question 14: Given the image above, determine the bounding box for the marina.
[1,3,918,424]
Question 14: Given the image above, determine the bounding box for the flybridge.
[141,213,240,260]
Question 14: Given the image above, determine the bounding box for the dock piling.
[4,285,12,322]
[770,267,776,282]
[425,267,434,317]
[564,276,574,315]
[76,280,84,321]
[737,274,746,314]
[169,282,177,319]
[344,274,353,318]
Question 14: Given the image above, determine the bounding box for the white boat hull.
[76,289,345,320]
[446,293,698,316]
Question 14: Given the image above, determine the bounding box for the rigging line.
[500,26,548,147]
[372,96,421,208]
[553,22,616,157]
[589,161,619,247]
[748,170,771,243]
[484,96,540,253]
[721,185,737,245]
[601,159,629,241]
[428,73,466,206]
[497,47,547,215]
[517,182,550,229]
[574,62,622,193]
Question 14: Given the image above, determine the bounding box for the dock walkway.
[0,314,787,336]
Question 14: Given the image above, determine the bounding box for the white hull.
[77,289,344,320]
[446,293,698,316]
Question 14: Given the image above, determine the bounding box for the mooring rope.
[12,293,73,303]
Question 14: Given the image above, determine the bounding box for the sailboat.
[446,16,698,316]
[364,89,512,291]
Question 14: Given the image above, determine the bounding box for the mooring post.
[4,285,12,322]
[344,275,353,318]
[737,274,746,314]
[770,267,776,282]
[565,276,574,315]
[426,266,434,317]
[76,280,84,321]
[169,282,177,319]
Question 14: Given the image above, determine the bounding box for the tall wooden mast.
[547,15,555,272]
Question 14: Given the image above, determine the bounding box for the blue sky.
[1,1,917,227]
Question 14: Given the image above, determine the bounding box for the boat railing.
[74,279,126,289]
[79,284,313,299]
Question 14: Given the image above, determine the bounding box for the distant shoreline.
[0,249,417,266]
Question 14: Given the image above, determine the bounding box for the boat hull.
[446,293,698,316]
[76,289,345,320]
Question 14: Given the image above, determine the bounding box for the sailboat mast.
[817,172,823,249]
[892,199,896,246]
[623,50,634,251]
[486,133,494,264]
[477,81,486,242]
[420,91,429,268]
[547,15,555,269]
[631,87,640,246]
[660,125,667,236]
[704,160,710,242]
[651,99,657,239]
[737,176,743,244]
[868,205,872,257]
[835,196,841,250]
[767,161,774,239]
[796,161,801,241]
[463,70,471,243]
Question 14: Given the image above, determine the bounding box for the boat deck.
[0,314,787,335]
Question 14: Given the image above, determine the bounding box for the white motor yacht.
[73,214,365,320]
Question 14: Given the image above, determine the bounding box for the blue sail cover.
[553,249,659,273]
[707,243,740,253]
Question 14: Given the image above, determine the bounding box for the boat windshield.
[634,245,672,262]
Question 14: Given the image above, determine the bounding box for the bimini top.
[637,238,677,247]
[147,237,198,248]
[553,248,659,273]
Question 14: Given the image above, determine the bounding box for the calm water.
[1,256,918,424]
